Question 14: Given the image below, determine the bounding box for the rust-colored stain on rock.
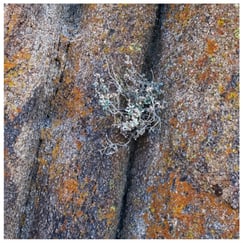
[144,173,239,239]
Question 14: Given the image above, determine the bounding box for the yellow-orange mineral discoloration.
[144,173,239,239]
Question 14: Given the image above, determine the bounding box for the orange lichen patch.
[37,157,48,175]
[118,44,142,55]
[59,34,69,44]
[225,91,238,102]
[196,68,219,85]
[177,56,183,65]
[225,143,238,157]
[175,5,191,26]
[169,117,179,128]
[74,60,80,74]
[98,206,117,226]
[4,77,15,87]
[83,14,103,25]
[144,173,239,239]
[86,4,97,11]
[58,219,67,233]
[186,120,196,138]
[6,104,22,121]
[52,138,62,161]
[4,78,15,88]
[218,84,226,95]
[197,70,209,83]
[4,49,31,89]
[4,168,11,181]
[16,106,22,114]
[76,210,84,218]
[75,140,83,150]
[216,18,229,35]
[179,137,188,150]
[216,27,225,36]
[48,164,65,181]
[76,192,88,207]
[64,72,72,84]
[217,18,225,27]
[52,119,62,128]
[38,157,47,167]
[4,49,31,76]
[4,60,17,72]
[91,45,100,55]
[206,39,218,56]
[65,86,93,118]
[12,48,31,61]
[54,175,94,219]
[196,55,208,68]
[53,76,62,84]
[217,17,231,28]
[143,212,170,239]
[40,127,51,141]
[58,178,79,204]
[5,6,22,36]
[4,148,9,158]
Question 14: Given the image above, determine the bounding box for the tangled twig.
[94,55,164,155]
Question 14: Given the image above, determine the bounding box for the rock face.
[4,4,239,239]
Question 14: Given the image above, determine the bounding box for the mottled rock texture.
[4,4,239,239]
[120,4,239,239]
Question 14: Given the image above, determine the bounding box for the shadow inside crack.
[115,4,168,239]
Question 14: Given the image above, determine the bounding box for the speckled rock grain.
[120,4,239,239]
[4,4,239,239]
[4,4,157,239]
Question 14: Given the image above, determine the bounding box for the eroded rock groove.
[116,4,166,238]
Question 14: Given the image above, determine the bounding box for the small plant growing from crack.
[94,55,164,155]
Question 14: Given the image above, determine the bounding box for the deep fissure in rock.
[16,5,76,237]
[115,139,136,238]
[116,4,166,238]
[142,4,167,80]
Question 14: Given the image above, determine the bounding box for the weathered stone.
[4,4,157,239]
[4,4,239,239]
[120,4,239,239]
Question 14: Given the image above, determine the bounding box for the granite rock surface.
[4,4,239,239]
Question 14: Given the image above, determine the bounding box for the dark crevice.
[115,139,136,238]
[22,52,71,239]
[142,4,167,80]
[16,24,72,239]
[60,4,83,38]
[116,4,166,238]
